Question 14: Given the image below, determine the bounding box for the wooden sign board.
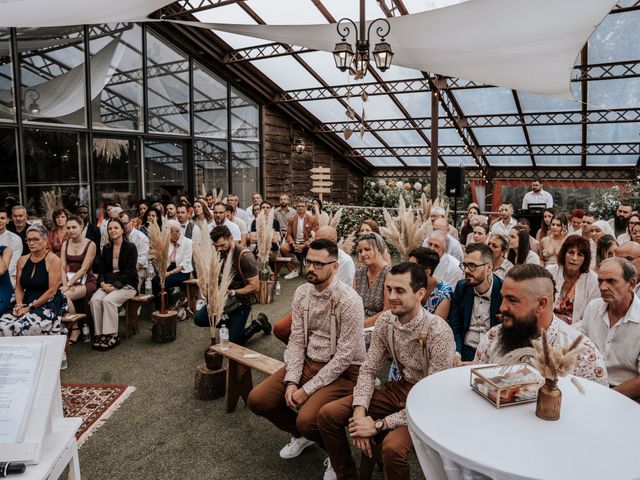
[310,174,331,181]
[310,167,331,174]
[310,187,331,194]
[312,182,333,188]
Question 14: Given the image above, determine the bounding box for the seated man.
[449,243,503,363]
[474,264,608,386]
[614,241,640,297]
[318,262,455,480]
[151,220,192,309]
[280,199,318,280]
[581,258,640,399]
[272,226,356,344]
[249,200,281,260]
[423,231,463,288]
[247,239,365,480]
[429,218,463,262]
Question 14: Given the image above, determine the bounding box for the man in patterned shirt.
[474,264,608,386]
[247,239,366,480]
[318,262,456,480]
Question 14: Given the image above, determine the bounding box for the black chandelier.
[332,0,394,76]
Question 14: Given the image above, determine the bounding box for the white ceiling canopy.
[170,0,617,99]
[0,0,173,28]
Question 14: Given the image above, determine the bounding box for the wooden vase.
[204,337,223,370]
[159,286,167,314]
[258,280,274,304]
[536,378,562,421]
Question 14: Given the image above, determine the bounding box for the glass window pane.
[588,123,640,143]
[485,156,531,166]
[536,155,581,167]
[146,32,190,135]
[231,142,259,207]
[588,77,640,110]
[93,136,139,218]
[193,62,228,138]
[144,140,186,202]
[24,129,88,216]
[586,155,637,166]
[443,156,477,167]
[473,126,527,145]
[589,10,640,63]
[0,128,19,206]
[0,29,14,123]
[90,24,143,131]
[518,91,580,112]
[454,87,516,115]
[377,130,427,147]
[17,27,86,127]
[195,139,228,195]
[366,157,402,167]
[527,125,581,144]
[230,88,259,141]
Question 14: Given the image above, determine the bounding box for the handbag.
[66,271,87,286]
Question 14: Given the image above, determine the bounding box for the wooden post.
[151,310,177,343]
[194,364,226,401]
[225,359,254,413]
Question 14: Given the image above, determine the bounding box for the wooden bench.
[210,342,284,413]
[124,294,154,339]
[183,278,199,313]
[62,313,87,355]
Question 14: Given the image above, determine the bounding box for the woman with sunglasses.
[0,224,67,336]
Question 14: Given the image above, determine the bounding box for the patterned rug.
[62,383,136,446]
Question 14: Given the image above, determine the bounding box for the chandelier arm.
[336,18,359,42]
[366,18,391,43]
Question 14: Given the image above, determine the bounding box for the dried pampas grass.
[380,195,430,260]
[339,231,356,255]
[256,209,275,267]
[41,188,63,219]
[147,222,171,288]
[318,208,343,229]
[531,332,585,382]
[206,245,234,338]
[192,220,212,296]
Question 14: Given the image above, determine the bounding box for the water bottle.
[275,281,281,296]
[82,323,91,343]
[145,276,152,294]
[60,352,68,370]
[219,324,229,350]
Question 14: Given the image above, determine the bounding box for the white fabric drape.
[0,0,172,28]
[0,37,124,119]
[168,0,616,99]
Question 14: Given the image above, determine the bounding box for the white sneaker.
[284,271,299,280]
[279,436,314,459]
[323,457,337,480]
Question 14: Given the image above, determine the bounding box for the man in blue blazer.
[449,242,503,363]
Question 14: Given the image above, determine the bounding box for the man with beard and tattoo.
[449,243,503,363]
[248,239,365,480]
[474,264,608,386]
[608,201,633,238]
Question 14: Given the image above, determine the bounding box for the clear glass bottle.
[82,323,91,343]
[60,352,68,370]
[275,281,281,296]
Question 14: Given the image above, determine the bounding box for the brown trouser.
[317,380,415,480]
[273,311,292,344]
[247,358,360,448]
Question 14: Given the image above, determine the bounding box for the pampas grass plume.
[147,222,171,288]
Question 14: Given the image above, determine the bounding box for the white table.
[17,417,82,480]
[407,366,640,480]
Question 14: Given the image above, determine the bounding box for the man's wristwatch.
[229,289,236,297]
[374,420,385,433]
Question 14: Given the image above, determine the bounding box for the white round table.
[407,365,640,480]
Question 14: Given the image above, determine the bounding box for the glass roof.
[182,0,640,169]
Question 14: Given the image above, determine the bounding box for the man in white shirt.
[245,192,263,222]
[428,206,459,240]
[608,201,633,238]
[615,242,640,297]
[176,204,202,244]
[426,218,463,262]
[211,202,241,242]
[490,203,517,237]
[567,209,585,237]
[228,194,250,225]
[474,264,608,386]
[151,220,193,309]
[424,231,463,288]
[581,258,640,399]
[521,178,553,209]
[0,208,22,284]
[226,204,248,245]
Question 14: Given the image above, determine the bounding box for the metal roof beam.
[224,42,314,63]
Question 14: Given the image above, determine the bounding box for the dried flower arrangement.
[147,222,171,313]
[380,195,431,260]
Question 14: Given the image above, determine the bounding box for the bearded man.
[473,264,608,386]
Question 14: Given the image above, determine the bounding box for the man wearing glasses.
[449,242,503,363]
[248,239,365,479]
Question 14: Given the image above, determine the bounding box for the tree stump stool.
[151,310,177,343]
[193,364,226,401]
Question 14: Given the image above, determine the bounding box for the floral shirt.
[353,309,455,429]
[285,278,366,396]
[474,316,608,386]
[425,281,453,313]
